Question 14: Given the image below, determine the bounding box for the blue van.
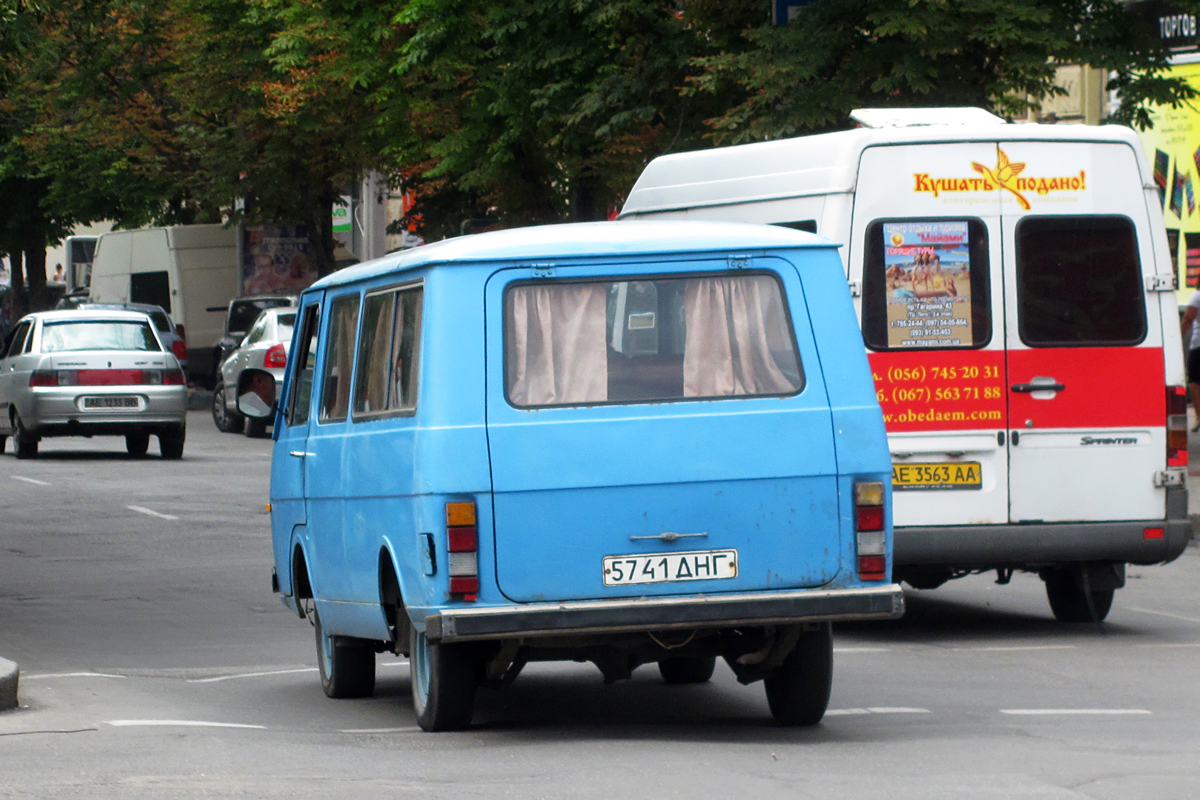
[238,220,902,731]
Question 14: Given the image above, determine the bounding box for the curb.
[187,389,214,412]
[0,657,17,710]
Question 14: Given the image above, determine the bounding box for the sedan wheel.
[159,426,185,460]
[126,432,150,457]
[13,415,37,460]
[211,382,244,433]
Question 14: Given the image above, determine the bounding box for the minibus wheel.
[410,628,477,732]
[659,656,716,684]
[314,606,375,698]
[1044,570,1114,623]
[763,623,833,726]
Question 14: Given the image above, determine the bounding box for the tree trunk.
[8,249,27,324]
[24,240,48,313]
[309,183,338,278]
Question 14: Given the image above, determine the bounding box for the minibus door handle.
[1011,381,1065,393]
[288,450,314,458]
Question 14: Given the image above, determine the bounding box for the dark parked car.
[208,294,297,383]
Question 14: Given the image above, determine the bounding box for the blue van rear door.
[484,257,843,603]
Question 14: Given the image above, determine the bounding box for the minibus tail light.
[1167,386,1188,467]
[264,343,288,369]
[446,501,479,601]
[854,481,887,581]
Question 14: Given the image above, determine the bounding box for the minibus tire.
[659,656,716,684]
[211,383,244,433]
[13,415,37,459]
[764,623,833,726]
[159,427,185,460]
[1044,572,1114,623]
[314,607,376,699]
[410,628,476,732]
[126,432,150,457]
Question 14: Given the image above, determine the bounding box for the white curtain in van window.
[506,284,608,406]
[682,275,798,397]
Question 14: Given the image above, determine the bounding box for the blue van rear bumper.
[424,585,904,643]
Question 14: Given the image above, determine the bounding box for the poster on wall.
[883,221,973,349]
[1138,59,1200,296]
[241,225,319,295]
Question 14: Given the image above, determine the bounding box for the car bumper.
[27,386,187,435]
[424,584,904,644]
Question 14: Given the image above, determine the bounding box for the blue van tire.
[764,623,833,726]
[659,656,716,684]
[410,628,477,732]
[314,607,376,699]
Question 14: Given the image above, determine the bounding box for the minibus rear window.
[862,218,991,351]
[504,272,803,408]
[1015,216,1146,347]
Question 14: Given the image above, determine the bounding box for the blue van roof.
[311,220,834,289]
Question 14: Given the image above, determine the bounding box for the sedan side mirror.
[236,368,278,418]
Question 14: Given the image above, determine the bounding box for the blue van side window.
[319,294,360,423]
[286,304,320,426]
[504,272,803,408]
[353,284,423,418]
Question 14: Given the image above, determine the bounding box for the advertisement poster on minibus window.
[883,221,973,348]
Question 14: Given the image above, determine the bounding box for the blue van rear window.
[504,273,803,408]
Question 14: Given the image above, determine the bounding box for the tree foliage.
[689,0,1196,143]
[0,0,1196,283]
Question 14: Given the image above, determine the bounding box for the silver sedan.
[212,307,295,437]
[0,309,188,459]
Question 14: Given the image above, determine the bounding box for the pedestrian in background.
[1181,288,1200,430]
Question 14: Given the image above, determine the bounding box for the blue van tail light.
[446,501,479,601]
[854,481,887,581]
[1168,386,1188,467]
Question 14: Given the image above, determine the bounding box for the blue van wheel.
[314,607,375,699]
[763,623,833,726]
[410,628,477,732]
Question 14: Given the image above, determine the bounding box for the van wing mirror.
[236,368,278,418]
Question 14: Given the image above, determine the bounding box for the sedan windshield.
[41,321,161,352]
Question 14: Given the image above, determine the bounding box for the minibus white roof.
[619,112,1150,216]
[310,219,835,289]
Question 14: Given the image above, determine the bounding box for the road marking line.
[825,707,930,716]
[339,727,422,734]
[953,645,1077,652]
[106,720,266,729]
[1126,606,1200,624]
[188,667,317,684]
[12,476,50,486]
[126,505,180,521]
[23,672,126,680]
[380,660,410,668]
[834,647,892,653]
[1000,709,1151,716]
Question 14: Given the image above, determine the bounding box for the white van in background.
[90,225,238,379]
[620,107,1192,622]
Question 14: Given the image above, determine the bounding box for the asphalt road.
[1,412,1198,798]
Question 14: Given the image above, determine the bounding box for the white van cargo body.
[620,109,1191,622]
[90,225,238,379]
